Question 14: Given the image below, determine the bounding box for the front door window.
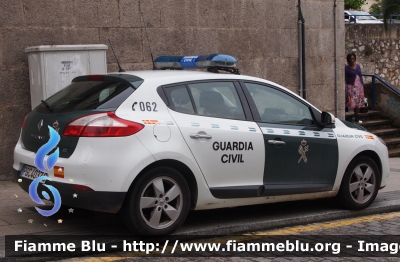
[242,82,338,190]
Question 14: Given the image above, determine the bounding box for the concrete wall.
[0,0,345,179]
[345,24,400,88]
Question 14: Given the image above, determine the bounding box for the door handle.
[268,140,286,145]
[190,133,212,139]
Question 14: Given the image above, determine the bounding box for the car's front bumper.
[13,169,126,213]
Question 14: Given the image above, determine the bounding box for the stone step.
[384,137,400,146]
[367,128,400,138]
[345,110,381,121]
[383,137,400,150]
[389,148,400,158]
[361,119,393,129]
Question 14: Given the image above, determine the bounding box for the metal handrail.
[372,13,400,23]
[362,74,400,110]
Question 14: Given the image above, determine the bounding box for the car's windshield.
[350,11,376,20]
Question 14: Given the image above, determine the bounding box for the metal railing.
[362,74,400,110]
[373,13,400,23]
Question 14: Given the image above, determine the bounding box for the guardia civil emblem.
[298,139,309,163]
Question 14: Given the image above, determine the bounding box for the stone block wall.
[0,0,344,179]
[345,24,400,88]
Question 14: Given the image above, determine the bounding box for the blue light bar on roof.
[154,54,237,69]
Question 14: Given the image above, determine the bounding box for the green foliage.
[382,0,400,30]
[345,0,368,10]
[364,45,373,56]
[370,2,382,14]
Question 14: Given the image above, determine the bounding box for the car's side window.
[244,82,315,125]
[187,82,246,120]
[164,85,195,114]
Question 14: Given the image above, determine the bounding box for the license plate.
[20,165,48,181]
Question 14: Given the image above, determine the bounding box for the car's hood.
[337,119,367,131]
[334,118,379,142]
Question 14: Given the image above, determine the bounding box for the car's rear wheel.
[337,156,380,210]
[122,167,190,235]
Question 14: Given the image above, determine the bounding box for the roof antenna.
[139,0,158,70]
[108,39,125,72]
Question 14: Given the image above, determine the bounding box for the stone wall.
[0,0,345,179]
[345,24,400,87]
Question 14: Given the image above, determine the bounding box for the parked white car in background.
[345,10,383,24]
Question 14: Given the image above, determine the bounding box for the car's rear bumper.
[13,134,156,192]
[13,169,126,213]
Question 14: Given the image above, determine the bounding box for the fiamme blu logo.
[29,126,62,217]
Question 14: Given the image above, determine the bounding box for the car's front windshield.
[351,11,376,20]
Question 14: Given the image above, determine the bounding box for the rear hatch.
[21,74,143,158]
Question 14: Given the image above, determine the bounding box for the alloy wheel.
[139,176,183,229]
[349,163,376,204]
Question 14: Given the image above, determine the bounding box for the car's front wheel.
[337,156,380,210]
[122,167,190,235]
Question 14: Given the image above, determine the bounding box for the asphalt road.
[59,212,400,262]
[1,158,400,261]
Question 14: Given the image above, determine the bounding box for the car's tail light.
[22,115,28,129]
[63,112,144,137]
[87,75,104,80]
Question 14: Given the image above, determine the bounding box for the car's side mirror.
[321,111,335,127]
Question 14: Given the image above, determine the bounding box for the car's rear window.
[36,80,142,114]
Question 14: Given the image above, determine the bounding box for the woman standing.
[345,52,365,123]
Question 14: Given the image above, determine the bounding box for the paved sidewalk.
[1,158,400,259]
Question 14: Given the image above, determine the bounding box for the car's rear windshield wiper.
[41,100,53,112]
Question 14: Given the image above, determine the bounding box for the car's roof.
[108,70,291,95]
[108,70,276,85]
[345,10,370,15]
[110,70,254,80]
[106,70,320,112]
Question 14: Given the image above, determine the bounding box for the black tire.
[337,156,380,210]
[121,167,190,235]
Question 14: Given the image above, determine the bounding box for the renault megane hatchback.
[14,54,389,235]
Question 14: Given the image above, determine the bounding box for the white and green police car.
[14,54,389,235]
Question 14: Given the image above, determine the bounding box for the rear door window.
[163,81,246,120]
[164,85,195,114]
[187,82,246,120]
